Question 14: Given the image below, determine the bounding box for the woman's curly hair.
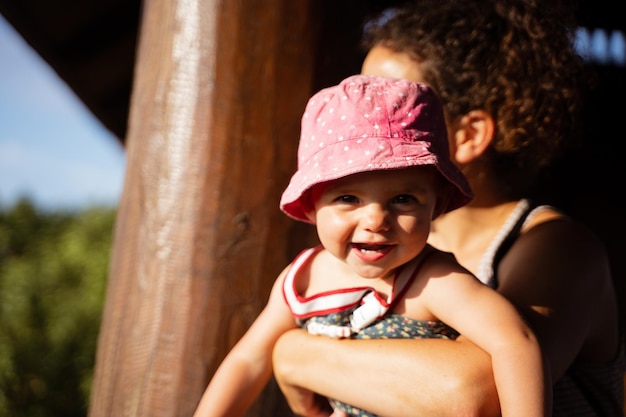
[362,0,587,195]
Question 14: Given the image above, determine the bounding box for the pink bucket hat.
[280,74,473,223]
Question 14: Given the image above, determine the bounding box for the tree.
[0,199,115,417]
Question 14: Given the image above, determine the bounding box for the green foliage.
[0,199,116,417]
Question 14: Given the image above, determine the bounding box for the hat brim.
[280,135,473,223]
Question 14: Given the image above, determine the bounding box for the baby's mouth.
[353,243,392,253]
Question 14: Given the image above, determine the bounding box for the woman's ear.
[451,110,495,164]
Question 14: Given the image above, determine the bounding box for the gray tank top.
[480,199,625,416]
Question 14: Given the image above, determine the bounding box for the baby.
[193,74,547,417]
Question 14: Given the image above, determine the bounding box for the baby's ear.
[452,110,494,164]
[301,191,318,224]
[304,209,317,224]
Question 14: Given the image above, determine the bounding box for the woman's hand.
[277,384,334,417]
[273,330,336,416]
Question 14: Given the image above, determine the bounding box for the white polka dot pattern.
[280,75,473,223]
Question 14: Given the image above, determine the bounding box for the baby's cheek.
[400,216,431,237]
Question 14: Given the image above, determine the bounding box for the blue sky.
[0,14,126,212]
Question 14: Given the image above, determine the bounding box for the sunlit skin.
[362,45,426,83]
[303,167,439,292]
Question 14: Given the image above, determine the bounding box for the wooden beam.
[87,0,370,416]
[88,0,318,415]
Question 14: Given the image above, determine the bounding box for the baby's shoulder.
[419,244,473,275]
[406,246,478,296]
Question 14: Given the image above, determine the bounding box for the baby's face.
[306,166,439,280]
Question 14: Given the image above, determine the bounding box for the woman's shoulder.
[502,206,611,286]
[520,204,606,253]
[520,203,565,229]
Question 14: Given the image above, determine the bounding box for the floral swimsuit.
[282,245,459,417]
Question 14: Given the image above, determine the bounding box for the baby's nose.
[360,203,390,232]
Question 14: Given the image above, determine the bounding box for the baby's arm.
[423,266,548,417]
[193,267,296,417]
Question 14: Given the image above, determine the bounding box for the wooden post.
[88,0,367,416]
[88,1,318,416]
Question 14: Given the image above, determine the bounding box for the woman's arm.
[273,220,612,417]
[496,220,618,380]
[273,331,500,417]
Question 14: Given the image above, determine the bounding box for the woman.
[272,1,624,416]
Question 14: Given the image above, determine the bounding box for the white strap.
[284,247,426,336]
[283,247,370,319]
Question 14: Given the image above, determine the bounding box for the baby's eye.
[335,195,358,203]
[392,194,418,205]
